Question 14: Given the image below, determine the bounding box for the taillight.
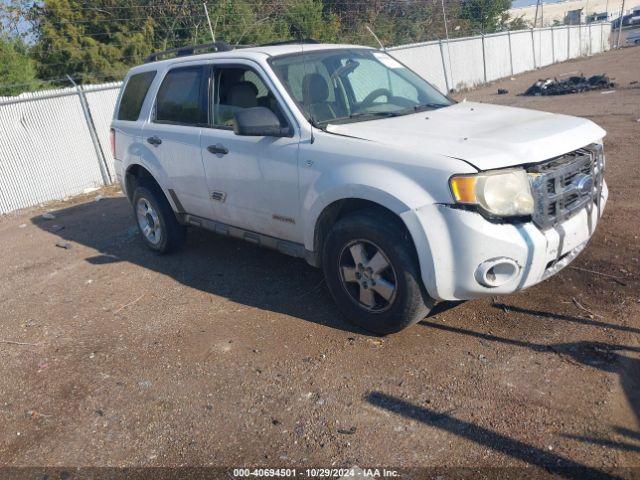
[109,128,116,159]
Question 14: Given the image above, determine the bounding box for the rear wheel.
[323,209,433,334]
[132,182,186,254]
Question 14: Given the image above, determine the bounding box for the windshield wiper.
[348,111,400,119]
[324,111,400,125]
[409,103,448,112]
[370,103,448,119]
[329,107,438,125]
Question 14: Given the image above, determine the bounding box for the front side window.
[270,49,452,125]
[155,66,207,125]
[117,70,156,121]
[212,65,287,128]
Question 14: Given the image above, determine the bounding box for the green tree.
[459,0,512,33]
[324,0,462,47]
[5,0,516,91]
[203,0,284,46]
[502,14,530,30]
[281,0,340,42]
[28,0,154,82]
[25,0,340,82]
[0,34,38,96]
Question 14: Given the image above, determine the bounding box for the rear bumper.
[114,158,126,194]
[402,181,608,301]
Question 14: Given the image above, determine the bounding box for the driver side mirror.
[233,107,292,137]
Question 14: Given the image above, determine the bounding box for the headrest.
[229,81,258,108]
[302,73,329,104]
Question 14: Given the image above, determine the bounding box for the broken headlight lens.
[450,169,534,217]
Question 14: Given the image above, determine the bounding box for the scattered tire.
[322,209,433,334]
[132,181,186,254]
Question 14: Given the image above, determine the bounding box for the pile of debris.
[522,74,614,96]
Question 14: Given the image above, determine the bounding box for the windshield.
[269,48,452,126]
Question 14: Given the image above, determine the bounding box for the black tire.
[132,181,186,254]
[322,209,433,335]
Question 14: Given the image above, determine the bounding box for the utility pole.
[616,0,626,47]
[366,26,385,50]
[203,3,215,42]
[585,0,590,24]
[440,0,454,91]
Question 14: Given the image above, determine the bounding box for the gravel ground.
[0,47,639,479]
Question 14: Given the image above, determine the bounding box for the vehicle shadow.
[365,391,625,480]
[31,196,468,335]
[492,303,640,335]
[419,320,640,459]
[31,196,367,333]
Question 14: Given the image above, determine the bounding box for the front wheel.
[323,209,433,335]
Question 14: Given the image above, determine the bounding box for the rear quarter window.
[117,71,157,121]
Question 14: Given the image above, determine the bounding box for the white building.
[509,0,640,26]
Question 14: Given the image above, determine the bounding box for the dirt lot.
[0,47,639,479]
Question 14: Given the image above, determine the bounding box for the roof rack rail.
[145,41,233,63]
[259,39,320,47]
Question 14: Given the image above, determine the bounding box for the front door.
[200,63,302,243]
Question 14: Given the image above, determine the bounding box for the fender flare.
[302,163,438,251]
[304,185,441,300]
[124,156,178,212]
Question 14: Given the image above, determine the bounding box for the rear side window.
[117,71,156,121]
[155,66,207,125]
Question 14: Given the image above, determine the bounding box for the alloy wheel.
[136,197,162,245]
[338,239,398,312]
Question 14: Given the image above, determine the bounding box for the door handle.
[207,144,229,155]
[147,136,162,146]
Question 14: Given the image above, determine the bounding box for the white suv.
[111,41,607,334]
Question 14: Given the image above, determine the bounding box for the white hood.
[326,102,606,171]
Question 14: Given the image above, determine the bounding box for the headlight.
[450,169,534,216]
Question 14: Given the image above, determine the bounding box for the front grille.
[528,144,604,229]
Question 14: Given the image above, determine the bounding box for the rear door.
[142,65,213,219]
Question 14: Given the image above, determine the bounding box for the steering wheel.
[360,88,393,109]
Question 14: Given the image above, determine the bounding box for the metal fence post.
[438,39,451,92]
[567,25,571,58]
[531,28,537,68]
[66,76,111,185]
[508,30,514,75]
[579,23,583,56]
[551,27,556,62]
[481,33,487,83]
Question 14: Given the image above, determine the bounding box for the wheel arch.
[124,163,179,213]
[304,174,443,299]
[307,194,419,269]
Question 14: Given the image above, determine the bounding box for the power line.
[41,14,209,25]
[37,0,413,11]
